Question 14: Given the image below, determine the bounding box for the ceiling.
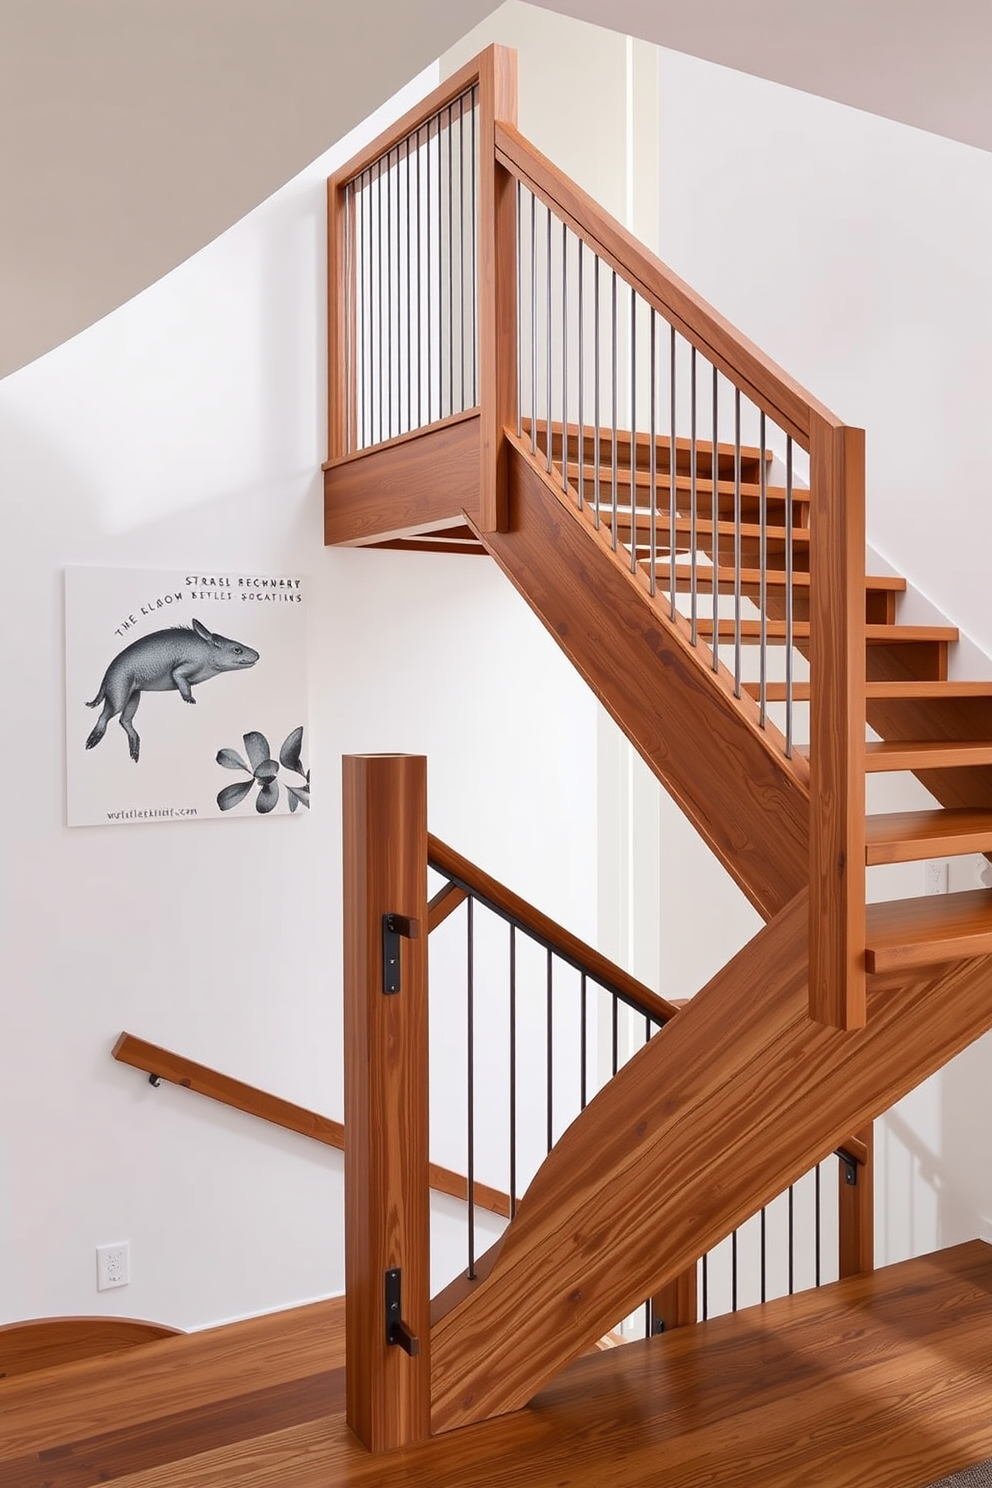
[2,0,989,380]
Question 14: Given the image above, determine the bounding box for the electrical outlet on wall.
[924,860,949,895]
[96,1241,130,1291]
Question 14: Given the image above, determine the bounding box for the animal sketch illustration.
[85,618,260,762]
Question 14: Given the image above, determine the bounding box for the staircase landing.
[4,1242,992,1487]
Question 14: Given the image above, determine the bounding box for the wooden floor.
[4,1242,992,1488]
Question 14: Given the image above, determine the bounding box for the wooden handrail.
[427,834,678,1025]
[112,1033,512,1219]
[494,122,839,447]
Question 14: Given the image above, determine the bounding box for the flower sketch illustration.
[216,727,310,814]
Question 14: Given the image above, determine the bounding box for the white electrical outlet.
[924,859,948,895]
[96,1241,130,1291]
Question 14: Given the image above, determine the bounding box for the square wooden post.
[343,754,431,1451]
[478,45,518,533]
[838,1123,874,1279]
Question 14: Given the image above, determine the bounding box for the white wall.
[656,47,992,1265]
[0,65,599,1329]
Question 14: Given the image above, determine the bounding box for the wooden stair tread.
[746,680,992,703]
[866,809,992,864]
[865,741,992,771]
[695,620,955,644]
[522,417,770,466]
[600,509,810,543]
[567,464,803,501]
[641,564,901,592]
[866,889,992,972]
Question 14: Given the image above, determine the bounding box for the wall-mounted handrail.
[111,1032,512,1218]
[428,833,677,1025]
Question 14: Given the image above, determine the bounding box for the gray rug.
[929,1460,992,1487]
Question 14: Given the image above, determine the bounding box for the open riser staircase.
[324,47,992,1450]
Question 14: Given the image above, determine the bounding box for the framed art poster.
[65,567,309,827]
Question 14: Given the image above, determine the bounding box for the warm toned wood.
[113,1033,510,1220]
[112,1033,346,1148]
[866,680,992,700]
[808,415,866,1031]
[647,564,897,595]
[573,465,806,516]
[430,889,992,1430]
[496,124,847,445]
[370,538,488,555]
[342,754,430,1450]
[0,1316,181,1378]
[477,48,517,531]
[474,437,810,921]
[839,1133,869,1169]
[428,834,678,1024]
[334,52,496,189]
[866,889,992,973]
[865,740,992,771]
[866,808,992,864]
[0,1297,346,1461]
[10,1250,992,1488]
[324,411,480,546]
[695,619,954,644]
[326,174,348,463]
[427,880,468,932]
[525,419,770,480]
[651,1264,698,1333]
[838,1122,874,1279]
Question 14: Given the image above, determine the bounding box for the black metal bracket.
[382,913,420,996]
[384,1267,420,1356]
[148,1073,162,1088]
[839,1151,859,1186]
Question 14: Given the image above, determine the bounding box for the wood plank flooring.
[4,1243,992,1488]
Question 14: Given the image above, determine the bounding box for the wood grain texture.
[0,1316,181,1379]
[808,416,866,1030]
[427,834,678,1024]
[477,48,517,531]
[324,411,480,546]
[866,809,992,864]
[496,125,844,444]
[477,435,810,921]
[838,1123,874,1278]
[651,1265,697,1333]
[865,740,992,771]
[342,755,430,1450]
[866,889,992,973]
[10,1249,992,1488]
[429,889,992,1430]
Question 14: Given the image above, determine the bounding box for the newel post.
[838,1123,875,1278]
[477,44,518,532]
[343,754,431,1451]
[808,413,866,1029]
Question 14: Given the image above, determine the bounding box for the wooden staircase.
[322,44,992,1453]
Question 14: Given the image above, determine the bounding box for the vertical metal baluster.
[734,389,742,698]
[377,156,384,444]
[467,895,475,1279]
[579,971,588,1110]
[629,287,637,574]
[690,347,698,644]
[546,206,553,475]
[561,222,568,493]
[447,105,454,417]
[731,1227,738,1312]
[610,271,618,551]
[386,147,393,439]
[437,110,443,418]
[426,123,432,424]
[416,129,423,430]
[788,1183,795,1295]
[712,366,720,669]
[406,136,412,435]
[343,181,351,454]
[471,86,478,406]
[670,328,677,621]
[649,310,657,597]
[760,1204,767,1303]
[530,193,537,457]
[516,179,522,439]
[577,243,584,509]
[459,94,466,414]
[611,993,619,1077]
[594,256,601,528]
[815,1161,822,1287]
[701,1254,709,1321]
[509,925,517,1220]
[357,175,365,449]
[767,413,773,726]
[785,435,795,757]
[546,950,554,1154]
